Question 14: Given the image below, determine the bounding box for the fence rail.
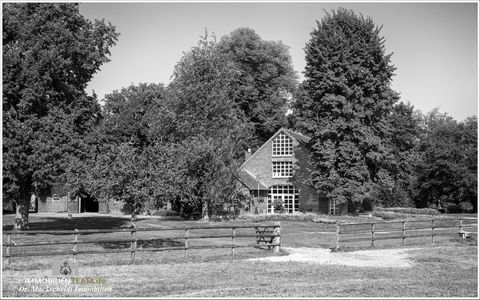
[335,217,477,249]
[3,220,281,265]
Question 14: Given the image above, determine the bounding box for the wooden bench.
[255,226,276,250]
[458,230,472,240]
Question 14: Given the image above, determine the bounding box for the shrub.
[375,207,439,215]
[460,202,474,213]
[371,183,413,207]
[151,209,179,217]
[236,212,319,222]
[362,197,374,212]
[372,211,406,220]
[273,199,285,214]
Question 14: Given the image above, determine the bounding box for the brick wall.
[38,196,68,213]
[241,130,329,214]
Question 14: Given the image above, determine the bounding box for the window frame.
[272,161,293,178]
[272,132,293,157]
[267,185,299,214]
[329,198,336,215]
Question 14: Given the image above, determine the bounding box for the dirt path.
[249,247,422,268]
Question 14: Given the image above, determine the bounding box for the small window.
[52,194,60,201]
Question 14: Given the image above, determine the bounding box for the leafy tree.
[372,102,422,207]
[3,3,118,229]
[167,32,252,219]
[102,83,167,148]
[414,110,477,212]
[217,28,298,148]
[68,141,173,215]
[293,8,399,212]
[66,83,171,215]
[72,33,252,219]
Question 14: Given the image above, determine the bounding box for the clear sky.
[79,1,478,121]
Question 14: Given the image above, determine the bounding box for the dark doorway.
[81,195,99,213]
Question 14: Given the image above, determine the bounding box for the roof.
[239,127,311,169]
[283,128,311,144]
[50,183,70,196]
[236,169,268,190]
[236,128,311,190]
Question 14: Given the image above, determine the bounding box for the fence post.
[273,222,281,253]
[6,232,11,266]
[459,219,464,243]
[73,229,79,264]
[402,221,406,246]
[184,228,189,259]
[371,222,376,248]
[431,219,435,244]
[231,227,236,260]
[130,214,137,264]
[335,221,340,251]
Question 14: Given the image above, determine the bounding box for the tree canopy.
[414,110,477,211]
[72,33,252,219]
[2,3,118,229]
[217,28,297,149]
[167,34,252,218]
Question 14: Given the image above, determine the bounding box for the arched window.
[272,132,293,156]
[267,185,299,214]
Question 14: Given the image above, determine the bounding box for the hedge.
[375,207,440,216]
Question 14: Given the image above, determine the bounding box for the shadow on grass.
[3,215,131,233]
[98,238,185,249]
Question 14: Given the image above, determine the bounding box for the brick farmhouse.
[19,128,338,216]
[236,128,335,215]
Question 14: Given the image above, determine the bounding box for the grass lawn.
[2,245,477,297]
[2,212,478,297]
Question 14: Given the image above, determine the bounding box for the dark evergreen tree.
[294,8,399,212]
[3,3,118,229]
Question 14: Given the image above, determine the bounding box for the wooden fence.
[335,217,477,250]
[3,221,281,266]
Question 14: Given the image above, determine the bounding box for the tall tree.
[217,28,298,148]
[3,3,118,229]
[293,8,399,212]
[168,32,252,219]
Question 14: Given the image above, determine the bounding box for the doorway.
[80,195,99,213]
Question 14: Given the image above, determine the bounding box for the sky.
[79,1,478,121]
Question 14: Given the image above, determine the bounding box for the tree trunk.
[202,201,209,221]
[14,195,30,230]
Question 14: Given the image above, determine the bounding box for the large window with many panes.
[267,185,299,214]
[272,161,293,178]
[272,133,293,156]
